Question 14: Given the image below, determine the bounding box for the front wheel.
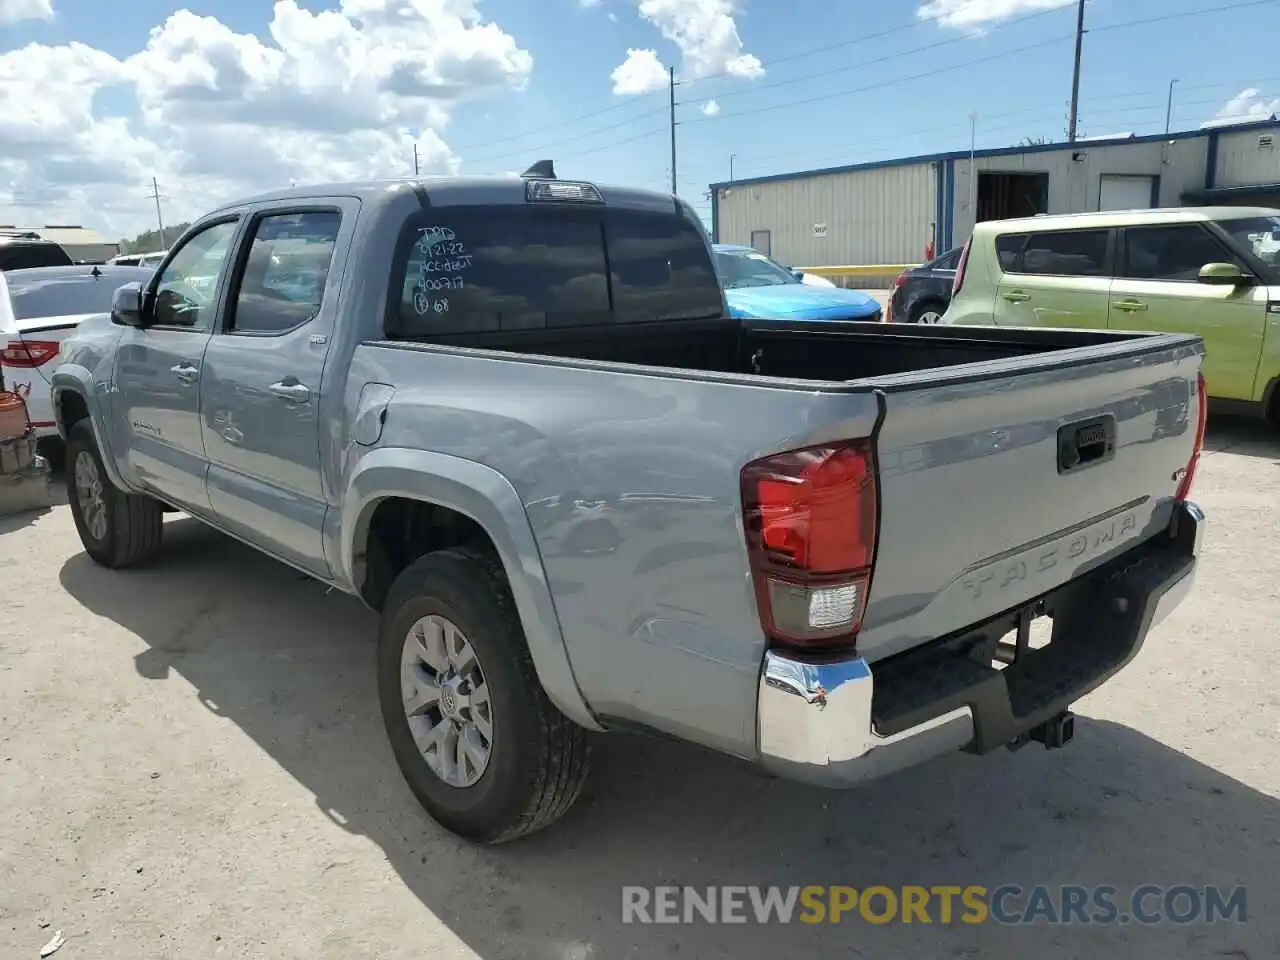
[64,420,163,568]
[377,546,592,844]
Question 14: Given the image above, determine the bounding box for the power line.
[448,92,666,154]
[679,4,1071,88]
[462,106,668,167]
[467,126,668,173]
[683,0,1275,127]
[685,34,1069,124]
[451,2,1073,163]
[687,8,1074,104]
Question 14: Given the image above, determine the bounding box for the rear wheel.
[65,420,163,568]
[377,546,591,843]
[909,300,946,324]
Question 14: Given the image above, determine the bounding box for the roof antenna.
[521,159,556,179]
[91,265,102,277]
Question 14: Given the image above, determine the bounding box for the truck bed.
[389,316,1179,385]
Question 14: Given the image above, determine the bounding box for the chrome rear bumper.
[757,499,1204,787]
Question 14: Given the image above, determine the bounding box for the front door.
[1109,223,1267,401]
[992,227,1113,329]
[199,205,348,576]
[112,218,242,511]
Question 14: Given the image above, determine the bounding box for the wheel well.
[910,297,947,318]
[358,497,497,611]
[57,390,89,435]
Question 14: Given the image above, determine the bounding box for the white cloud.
[700,99,720,116]
[0,0,52,24]
[609,0,762,91]
[610,47,668,95]
[1203,87,1280,128]
[0,0,532,238]
[916,0,1073,31]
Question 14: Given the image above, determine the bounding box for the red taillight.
[1,339,59,368]
[893,273,908,288]
[951,239,971,297]
[1176,373,1207,502]
[741,440,878,652]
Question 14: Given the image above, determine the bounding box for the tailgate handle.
[1058,415,1116,473]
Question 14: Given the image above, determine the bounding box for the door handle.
[1001,291,1031,303]
[170,363,199,384]
[269,380,311,403]
[1114,299,1148,312]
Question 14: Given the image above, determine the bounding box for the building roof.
[0,225,116,246]
[709,118,1280,192]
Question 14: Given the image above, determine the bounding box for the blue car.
[712,244,882,323]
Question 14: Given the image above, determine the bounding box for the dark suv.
[0,231,74,271]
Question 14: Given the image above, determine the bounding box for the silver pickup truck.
[50,168,1208,844]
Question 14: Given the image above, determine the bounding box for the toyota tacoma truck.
[51,165,1207,844]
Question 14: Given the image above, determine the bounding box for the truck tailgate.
[854,333,1203,663]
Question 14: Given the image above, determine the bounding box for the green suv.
[943,207,1280,424]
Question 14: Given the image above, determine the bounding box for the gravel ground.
[1,418,1277,960]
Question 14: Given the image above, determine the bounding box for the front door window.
[151,221,239,330]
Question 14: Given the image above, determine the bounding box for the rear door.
[993,227,1114,329]
[856,334,1202,663]
[1109,222,1267,401]
[199,202,350,576]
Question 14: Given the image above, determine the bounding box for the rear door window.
[388,205,721,337]
[1005,230,1110,277]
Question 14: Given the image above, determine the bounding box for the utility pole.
[150,177,166,246]
[729,153,735,182]
[1165,79,1179,134]
[413,143,420,176]
[668,66,678,195]
[1066,0,1086,142]
[969,112,977,221]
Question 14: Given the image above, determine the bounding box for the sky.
[1,0,1278,240]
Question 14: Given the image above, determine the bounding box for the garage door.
[1098,175,1156,211]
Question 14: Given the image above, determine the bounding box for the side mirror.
[1197,262,1252,286]
[110,282,147,327]
[791,269,804,282]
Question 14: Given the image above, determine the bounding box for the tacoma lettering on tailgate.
[959,512,1138,601]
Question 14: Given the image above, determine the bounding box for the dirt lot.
[1,419,1277,960]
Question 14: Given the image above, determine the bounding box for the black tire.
[377,546,592,844]
[908,299,947,324]
[64,420,163,568]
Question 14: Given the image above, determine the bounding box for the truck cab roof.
[211,176,685,218]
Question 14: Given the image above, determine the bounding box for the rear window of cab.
[384,204,724,338]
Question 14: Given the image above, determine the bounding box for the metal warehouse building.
[709,117,1280,271]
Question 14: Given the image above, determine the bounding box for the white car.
[108,250,167,270]
[1,264,155,466]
